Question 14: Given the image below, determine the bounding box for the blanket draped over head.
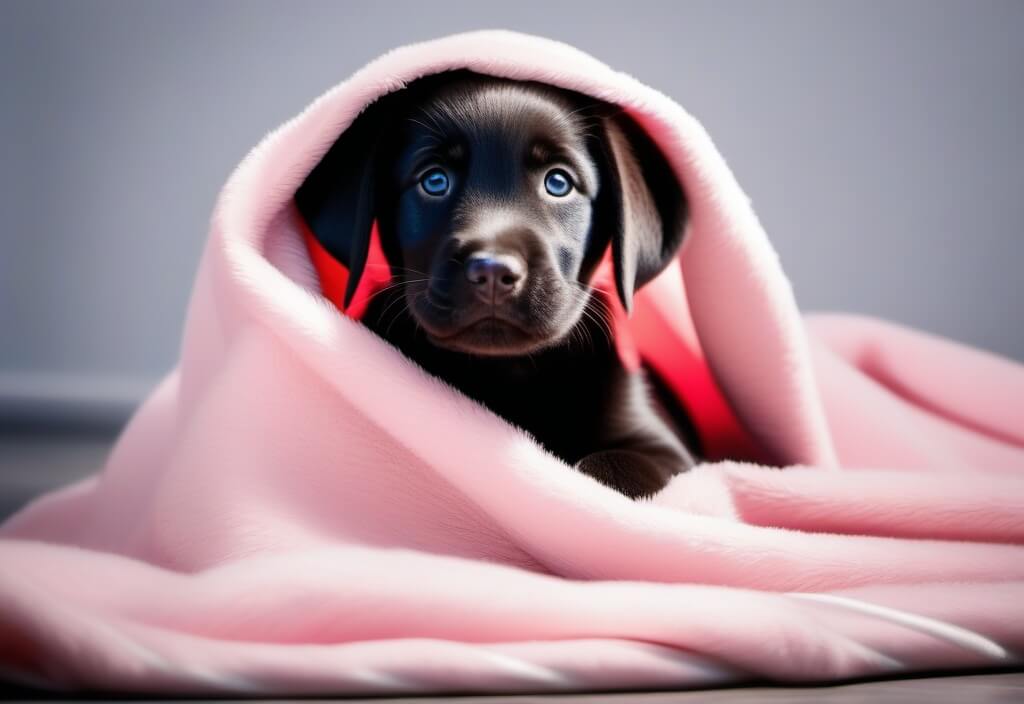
[2,31,1022,696]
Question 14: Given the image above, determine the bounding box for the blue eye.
[420,168,449,196]
[544,169,573,197]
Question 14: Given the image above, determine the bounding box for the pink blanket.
[2,30,1022,696]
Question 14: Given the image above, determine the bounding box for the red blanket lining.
[301,218,761,462]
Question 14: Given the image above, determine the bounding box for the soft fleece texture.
[2,30,1023,696]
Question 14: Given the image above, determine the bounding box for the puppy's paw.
[575,449,675,499]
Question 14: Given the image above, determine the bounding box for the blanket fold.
[1,30,1022,695]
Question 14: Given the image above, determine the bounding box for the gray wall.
[2,0,1022,414]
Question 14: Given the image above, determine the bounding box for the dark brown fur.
[296,71,698,498]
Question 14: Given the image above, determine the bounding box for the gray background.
[2,0,1023,418]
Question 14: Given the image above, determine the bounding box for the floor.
[3,672,1023,703]
[0,427,112,519]
[1,428,1020,702]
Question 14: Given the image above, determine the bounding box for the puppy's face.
[381,81,601,355]
[296,71,687,358]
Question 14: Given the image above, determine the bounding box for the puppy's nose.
[464,252,525,303]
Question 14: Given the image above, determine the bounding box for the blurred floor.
[0,426,115,520]
[4,671,1024,702]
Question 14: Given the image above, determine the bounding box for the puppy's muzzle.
[464,252,526,304]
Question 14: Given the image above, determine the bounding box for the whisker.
[572,284,614,349]
[362,264,432,278]
[362,278,430,305]
[383,296,414,338]
[416,106,449,137]
[407,115,444,141]
[585,301,615,347]
[374,286,413,328]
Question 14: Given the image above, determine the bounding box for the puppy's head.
[297,71,687,356]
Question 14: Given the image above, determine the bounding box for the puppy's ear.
[295,102,385,308]
[593,111,688,313]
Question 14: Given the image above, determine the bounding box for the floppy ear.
[593,112,688,313]
[294,104,383,308]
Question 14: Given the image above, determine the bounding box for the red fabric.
[301,219,391,320]
[302,221,757,462]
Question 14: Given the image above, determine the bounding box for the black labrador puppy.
[297,70,698,498]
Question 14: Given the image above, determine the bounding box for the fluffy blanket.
[1,30,1022,696]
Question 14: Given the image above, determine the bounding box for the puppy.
[296,71,698,498]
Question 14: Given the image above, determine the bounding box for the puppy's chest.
[361,298,639,462]
[425,354,634,462]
